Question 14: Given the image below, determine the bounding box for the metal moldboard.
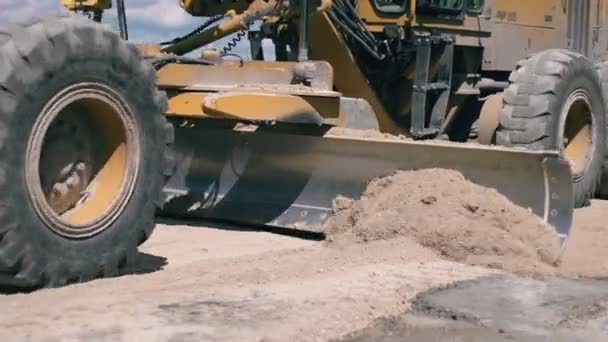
[160,120,573,241]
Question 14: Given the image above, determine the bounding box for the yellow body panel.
[156,62,300,89]
[60,0,111,10]
[165,90,345,127]
[165,89,340,118]
[309,12,404,135]
[202,92,337,122]
[157,59,341,123]
[57,0,608,134]
[493,0,561,28]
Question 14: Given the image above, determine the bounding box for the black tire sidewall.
[0,17,168,283]
[548,59,606,191]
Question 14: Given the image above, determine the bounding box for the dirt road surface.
[1,194,607,341]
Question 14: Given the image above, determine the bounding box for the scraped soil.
[324,127,564,273]
[324,169,562,275]
[326,127,410,141]
[0,169,605,341]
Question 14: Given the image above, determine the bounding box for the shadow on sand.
[156,216,327,242]
[0,252,167,295]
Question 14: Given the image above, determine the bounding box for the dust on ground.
[338,274,608,342]
[559,200,608,277]
[324,168,562,275]
[326,127,410,140]
[0,168,606,341]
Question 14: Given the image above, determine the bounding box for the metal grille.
[568,0,591,57]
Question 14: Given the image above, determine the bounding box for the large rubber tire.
[496,49,606,208]
[593,60,608,198]
[0,16,174,288]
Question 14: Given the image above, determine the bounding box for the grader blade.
[160,120,574,241]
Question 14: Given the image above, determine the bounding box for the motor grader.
[0,0,602,288]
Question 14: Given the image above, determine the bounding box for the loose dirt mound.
[325,168,563,275]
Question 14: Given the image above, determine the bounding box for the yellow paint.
[166,90,340,121]
[309,12,405,135]
[65,98,130,226]
[61,0,111,10]
[357,0,409,25]
[494,0,559,28]
[67,143,127,226]
[203,93,339,122]
[167,92,210,116]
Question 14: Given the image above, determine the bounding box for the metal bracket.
[409,31,454,139]
[248,31,265,60]
[116,0,128,40]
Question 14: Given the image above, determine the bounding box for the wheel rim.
[559,89,594,180]
[26,82,140,239]
[477,93,503,145]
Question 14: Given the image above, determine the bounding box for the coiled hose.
[221,28,249,55]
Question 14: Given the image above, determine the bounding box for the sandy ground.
[0,179,606,341]
[325,169,562,275]
[558,200,608,277]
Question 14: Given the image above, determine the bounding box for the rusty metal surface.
[160,120,574,242]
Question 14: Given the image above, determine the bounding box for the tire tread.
[497,49,605,207]
[0,15,175,288]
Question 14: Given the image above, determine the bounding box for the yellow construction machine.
[0,0,601,288]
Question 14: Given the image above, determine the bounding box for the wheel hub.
[560,90,594,179]
[40,112,95,215]
[477,93,503,145]
[25,82,140,239]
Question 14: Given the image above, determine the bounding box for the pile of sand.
[324,168,563,275]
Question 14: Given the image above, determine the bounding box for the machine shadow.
[156,216,326,241]
[118,252,168,277]
[0,252,167,295]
